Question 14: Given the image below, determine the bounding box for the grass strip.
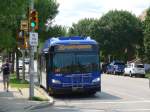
[146,73,150,78]
[10,74,29,88]
[30,96,48,101]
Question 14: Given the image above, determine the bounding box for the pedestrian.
[2,58,11,92]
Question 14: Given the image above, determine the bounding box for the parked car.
[106,64,114,74]
[18,60,23,69]
[24,58,30,64]
[144,64,150,72]
[124,63,145,77]
[106,61,125,75]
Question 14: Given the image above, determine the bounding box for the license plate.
[72,87,78,91]
[72,87,83,91]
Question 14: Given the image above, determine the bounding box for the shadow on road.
[0,91,14,97]
[53,91,121,101]
[98,91,121,100]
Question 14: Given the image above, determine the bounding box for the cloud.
[54,0,150,27]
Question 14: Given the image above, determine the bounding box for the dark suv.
[106,61,125,75]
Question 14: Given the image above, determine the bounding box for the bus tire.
[48,90,54,96]
[88,91,96,96]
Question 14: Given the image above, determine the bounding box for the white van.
[124,63,145,77]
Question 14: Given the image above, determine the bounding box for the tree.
[0,0,59,78]
[143,8,150,63]
[47,25,67,37]
[91,10,143,62]
[34,0,59,41]
[39,25,67,43]
[68,18,97,37]
[0,0,28,79]
[0,0,28,50]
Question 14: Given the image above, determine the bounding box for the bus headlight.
[92,77,100,83]
[52,79,61,84]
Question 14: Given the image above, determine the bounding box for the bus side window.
[41,54,46,72]
[46,52,52,74]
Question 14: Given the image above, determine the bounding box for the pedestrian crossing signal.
[17,31,29,49]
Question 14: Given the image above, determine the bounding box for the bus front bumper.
[49,85,101,94]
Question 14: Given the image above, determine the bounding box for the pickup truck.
[124,63,145,77]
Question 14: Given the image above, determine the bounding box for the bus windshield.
[53,53,99,74]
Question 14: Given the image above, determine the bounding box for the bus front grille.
[62,74,92,87]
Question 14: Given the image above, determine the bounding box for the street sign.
[29,32,38,46]
[20,20,28,31]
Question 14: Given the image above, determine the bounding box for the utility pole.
[22,50,25,81]
[29,0,34,99]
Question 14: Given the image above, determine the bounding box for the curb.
[23,86,54,111]
[34,85,54,105]
[16,86,54,105]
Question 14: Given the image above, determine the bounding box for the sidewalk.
[0,73,53,104]
[0,74,21,98]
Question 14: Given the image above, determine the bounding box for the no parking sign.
[29,32,38,46]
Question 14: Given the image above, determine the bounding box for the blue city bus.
[39,36,101,95]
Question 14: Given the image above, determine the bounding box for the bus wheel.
[48,91,54,96]
[88,91,96,96]
[48,88,54,96]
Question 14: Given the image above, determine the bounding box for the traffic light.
[29,10,38,30]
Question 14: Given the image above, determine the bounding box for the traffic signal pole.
[29,0,34,99]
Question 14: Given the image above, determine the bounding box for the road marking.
[78,107,150,112]
[115,108,150,112]
[103,88,148,100]
[68,100,150,105]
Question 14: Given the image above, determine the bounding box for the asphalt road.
[53,74,150,112]
[1,70,150,112]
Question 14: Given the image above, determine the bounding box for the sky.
[54,0,150,27]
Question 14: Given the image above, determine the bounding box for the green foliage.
[35,0,59,41]
[143,8,150,63]
[0,0,28,50]
[145,73,150,78]
[0,0,59,50]
[30,96,48,101]
[10,74,29,88]
[91,10,143,62]
[47,25,67,37]
[68,18,96,37]
[35,0,59,30]
[68,10,143,62]
[39,25,67,42]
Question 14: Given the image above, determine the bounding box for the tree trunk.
[11,50,15,73]
[16,48,20,80]
[22,50,25,81]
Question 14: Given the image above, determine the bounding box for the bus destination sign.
[55,45,93,51]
